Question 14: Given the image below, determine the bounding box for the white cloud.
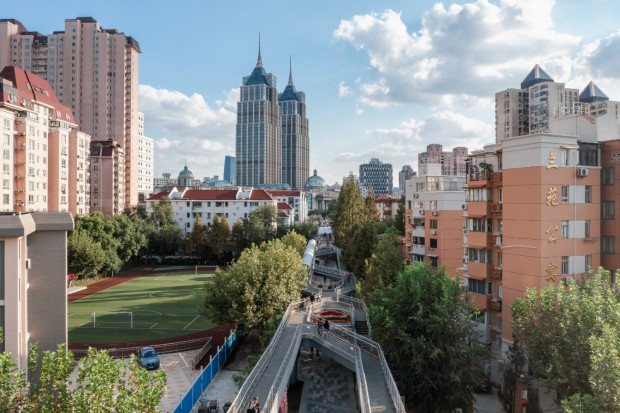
[334,0,581,106]
[335,111,493,173]
[339,81,352,97]
[139,84,237,178]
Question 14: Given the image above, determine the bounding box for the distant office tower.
[0,66,90,215]
[417,144,468,175]
[236,44,281,187]
[398,165,415,191]
[359,158,393,195]
[137,112,153,202]
[279,61,309,190]
[224,155,236,185]
[0,17,141,209]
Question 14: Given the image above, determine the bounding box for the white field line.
[150,323,159,329]
[178,352,189,368]
[183,315,200,330]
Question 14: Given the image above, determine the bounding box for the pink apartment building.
[0,17,140,209]
[404,163,466,276]
[0,66,89,216]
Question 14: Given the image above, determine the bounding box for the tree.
[207,216,231,265]
[332,176,366,253]
[394,195,406,235]
[344,221,377,279]
[145,197,183,260]
[230,221,247,258]
[186,215,209,263]
[361,231,404,297]
[0,345,166,412]
[512,268,620,410]
[279,230,308,257]
[368,265,488,413]
[74,212,121,274]
[201,239,306,333]
[244,205,278,245]
[113,213,147,263]
[289,222,318,240]
[68,230,107,278]
[364,189,379,222]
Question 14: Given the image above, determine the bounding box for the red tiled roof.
[278,212,289,218]
[0,66,75,124]
[147,191,170,201]
[182,189,239,201]
[267,190,300,197]
[249,189,275,201]
[277,202,293,210]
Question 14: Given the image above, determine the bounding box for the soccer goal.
[91,311,133,329]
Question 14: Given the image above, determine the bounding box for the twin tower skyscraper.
[235,42,310,189]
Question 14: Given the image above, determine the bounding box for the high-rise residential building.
[90,139,125,215]
[0,66,90,216]
[359,158,393,195]
[462,67,620,402]
[279,61,309,190]
[235,45,281,187]
[398,165,415,192]
[137,112,153,202]
[223,155,236,185]
[0,211,73,376]
[404,163,466,272]
[417,144,468,175]
[0,17,141,209]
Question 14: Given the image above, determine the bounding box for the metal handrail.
[354,346,372,413]
[338,294,372,336]
[263,326,302,412]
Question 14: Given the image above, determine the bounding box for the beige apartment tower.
[0,17,140,210]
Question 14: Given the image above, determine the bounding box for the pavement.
[474,388,505,413]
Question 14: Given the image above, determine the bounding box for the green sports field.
[68,271,217,344]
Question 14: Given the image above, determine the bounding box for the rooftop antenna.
[256,33,263,68]
[288,55,293,85]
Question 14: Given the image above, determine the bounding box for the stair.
[355,320,369,335]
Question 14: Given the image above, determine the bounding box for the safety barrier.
[173,331,238,413]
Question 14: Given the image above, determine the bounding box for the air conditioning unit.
[563,276,574,286]
[419,209,425,215]
[577,168,588,177]
[431,211,438,216]
[462,257,468,263]
[462,204,468,210]
[431,229,437,235]
[413,193,419,198]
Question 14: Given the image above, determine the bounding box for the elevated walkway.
[225,236,404,413]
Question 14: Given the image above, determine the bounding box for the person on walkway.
[310,293,315,304]
[316,318,323,336]
[254,402,261,412]
[248,397,258,412]
[324,318,330,333]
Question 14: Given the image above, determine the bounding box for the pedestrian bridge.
[227,237,405,413]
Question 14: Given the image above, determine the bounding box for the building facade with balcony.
[0,17,141,209]
[0,66,89,216]
[404,163,466,275]
[90,140,125,216]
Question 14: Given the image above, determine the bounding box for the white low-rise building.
[146,187,299,233]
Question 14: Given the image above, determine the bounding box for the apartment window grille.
[561,185,569,202]
[561,221,569,238]
[602,167,614,185]
[561,256,569,274]
[602,236,615,254]
[585,185,592,203]
[602,201,615,219]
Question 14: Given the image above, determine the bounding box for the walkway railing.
[337,294,372,336]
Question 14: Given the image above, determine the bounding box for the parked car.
[138,346,160,370]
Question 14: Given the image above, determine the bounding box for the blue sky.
[5,0,620,186]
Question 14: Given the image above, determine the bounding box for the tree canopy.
[0,345,166,412]
[368,265,488,413]
[201,238,307,332]
[361,231,405,297]
[512,268,620,412]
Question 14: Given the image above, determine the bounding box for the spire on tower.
[256,33,263,68]
[288,55,294,86]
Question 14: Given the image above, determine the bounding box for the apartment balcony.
[411,244,425,256]
[467,261,494,279]
[487,295,502,312]
[491,203,503,216]
[466,231,494,248]
[14,142,26,151]
[466,201,491,217]
[491,266,502,281]
[413,226,425,237]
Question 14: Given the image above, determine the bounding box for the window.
[468,248,492,263]
[602,167,614,185]
[467,279,490,294]
[430,219,437,229]
[561,185,569,202]
[2,194,8,205]
[430,256,438,268]
[603,201,615,219]
[560,148,570,166]
[585,220,591,238]
[467,218,491,232]
[603,236,615,254]
[578,143,598,166]
[430,239,438,248]
[585,185,592,203]
[585,255,592,271]
[561,256,569,274]
[561,221,569,238]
